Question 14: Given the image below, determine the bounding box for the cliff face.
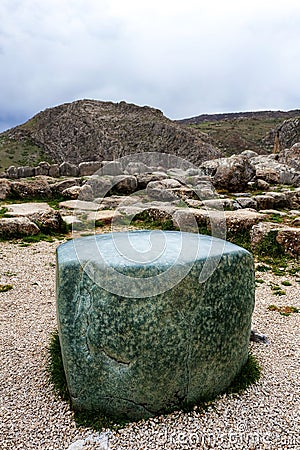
[263,117,300,151]
[2,100,220,166]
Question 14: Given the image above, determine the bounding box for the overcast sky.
[1,0,300,132]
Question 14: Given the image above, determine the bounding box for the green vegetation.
[48,330,261,431]
[270,284,286,296]
[189,116,288,156]
[268,304,299,316]
[0,135,52,171]
[0,284,13,292]
[225,353,261,394]
[0,207,8,217]
[281,280,292,286]
[126,210,178,231]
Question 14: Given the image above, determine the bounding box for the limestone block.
[56,231,255,421]
[0,217,40,237]
[17,166,35,178]
[6,166,19,179]
[0,180,11,200]
[48,164,60,178]
[79,161,102,177]
[59,162,79,177]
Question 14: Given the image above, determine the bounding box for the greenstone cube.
[56,231,255,420]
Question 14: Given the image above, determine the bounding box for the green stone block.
[56,231,255,420]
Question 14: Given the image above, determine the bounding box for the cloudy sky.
[1,0,300,132]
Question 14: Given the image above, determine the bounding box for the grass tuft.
[0,283,13,292]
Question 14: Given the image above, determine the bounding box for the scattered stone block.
[10,179,52,199]
[48,164,60,178]
[6,166,19,179]
[59,162,79,177]
[51,179,80,194]
[79,161,102,177]
[0,217,40,237]
[0,180,11,200]
[18,166,35,178]
[59,200,100,211]
[4,202,64,232]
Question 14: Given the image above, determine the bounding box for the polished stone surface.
[56,231,255,420]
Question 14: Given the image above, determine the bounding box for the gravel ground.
[0,237,299,450]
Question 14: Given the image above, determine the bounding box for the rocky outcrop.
[263,117,300,151]
[278,143,300,171]
[2,100,221,166]
[249,154,300,186]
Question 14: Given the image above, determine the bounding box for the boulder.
[100,161,123,176]
[0,180,12,200]
[4,202,65,233]
[78,184,94,201]
[125,162,150,175]
[241,150,258,159]
[277,228,300,257]
[97,195,144,210]
[56,231,255,420]
[146,179,182,201]
[201,155,255,192]
[59,162,79,177]
[202,198,241,211]
[78,161,103,177]
[193,181,216,200]
[59,200,100,211]
[250,155,300,186]
[62,186,82,199]
[250,222,282,247]
[112,175,138,195]
[278,143,300,170]
[172,208,210,231]
[48,164,60,178]
[35,161,51,176]
[10,179,52,199]
[251,221,300,257]
[292,217,300,226]
[136,172,167,190]
[254,194,276,210]
[17,166,35,178]
[6,166,19,179]
[225,209,265,232]
[84,176,112,198]
[256,179,270,190]
[236,197,257,210]
[0,217,40,237]
[87,209,123,226]
[51,178,80,195]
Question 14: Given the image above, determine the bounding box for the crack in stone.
[101,347,131,366]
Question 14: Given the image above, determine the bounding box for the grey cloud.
[1,0,300,132]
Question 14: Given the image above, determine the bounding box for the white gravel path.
[0,238,299,450]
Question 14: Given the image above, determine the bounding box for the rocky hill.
[178,110,300,156]
[0,100,220,170]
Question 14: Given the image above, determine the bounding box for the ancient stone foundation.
[56,231,255,420]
